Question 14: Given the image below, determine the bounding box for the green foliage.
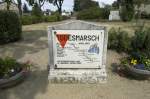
[108,26,150,57]
[0,10,22,45]
[77,7,102,20]
[22,12,69,25]
[101,5,111,19]
[31,3,43,17]
[77,6,111,20]
[144,59,150,70]
[32,15,43,24]
[132,28,150,58]
[119,0,135,21]
[73,0,99,12]
[108,28,131,52]
[117,29,131,52]
[120,6,134,21]
[61,15,70,20]
[108,28,118,49]
[73,0,80,11]
[44,15,58,22]
[120,53,150,71]
[0,57,20,78]
[145,28,150,52]
[21,15,33,25]
[0,57,32,78]
[23,3,29,13]
[21,15,43,25]
[131,27,147,51]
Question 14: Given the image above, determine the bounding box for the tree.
[16,0,22,15]
[23,3,29,13]
[133,0,150,19]
[27,0,46,10]
[73,0,99,12]
[31,2,42,16]
[112,0,121,9]
[117,0,150,19]
[48,0,64,14]
[119,0,135,21]
[73,0,80,11]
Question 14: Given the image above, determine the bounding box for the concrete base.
[48,67,107,83]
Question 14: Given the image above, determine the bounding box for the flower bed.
[120,52,150,79]
[0,57,31,88]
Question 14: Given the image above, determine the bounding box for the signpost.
[48,21,108,83]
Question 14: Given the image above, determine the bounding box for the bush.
[0,57,21,78]
[0,57,32,79]
[120,6,134,21]
[131,27,147,51]
[21,16,33,25]
[31,3,43,17]
[0,10,22,44]
[21,15,43,25]
[131,28,150,58]
[108,28,131,52]
[108,28,118,49]
[44,12,70,22]
[145,28,150,52]
[44,15,58,22]
[77,7,102,20]
[31,16,43,24]
[101,6,111,19]
[61,15,70,20]
[117,29,131,52]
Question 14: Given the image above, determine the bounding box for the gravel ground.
[0,20,150,99]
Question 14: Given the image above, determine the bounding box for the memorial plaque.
[53,30,104,68]
[48,21,108,83]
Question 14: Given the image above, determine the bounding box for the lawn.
[0,20,150,99]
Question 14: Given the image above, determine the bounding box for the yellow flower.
[131,59,137,65]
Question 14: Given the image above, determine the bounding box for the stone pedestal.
[48,67,106,83]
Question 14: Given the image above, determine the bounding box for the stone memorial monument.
[48,21,108,83]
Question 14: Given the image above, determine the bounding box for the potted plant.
[0,57,32,88]
[120,52,150,79]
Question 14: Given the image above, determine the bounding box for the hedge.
[0,11,22,44]
[77,7,102,20]
[22,14,70,25]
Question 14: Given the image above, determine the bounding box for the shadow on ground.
[0,66,49,99]
[0,30,48,59]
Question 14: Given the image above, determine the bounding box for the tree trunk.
[18,5,22,15]
[18,1,22,16]
[58,7,62,14]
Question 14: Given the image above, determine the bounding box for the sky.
[23,0,116,11]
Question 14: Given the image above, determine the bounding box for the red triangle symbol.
[56,33,69,48]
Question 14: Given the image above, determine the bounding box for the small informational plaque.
[52,30,104,68]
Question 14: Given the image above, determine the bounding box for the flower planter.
[126,66,150,79]
[0,69,28,89]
